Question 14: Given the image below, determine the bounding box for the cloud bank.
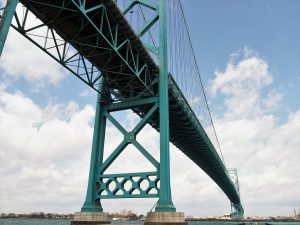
[0,27,67,87]
[211,48,300,216]
[0,37,299,217]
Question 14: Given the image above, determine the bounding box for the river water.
[0,219,300,225]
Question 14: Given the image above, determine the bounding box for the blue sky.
[0,0,299,217]
[185,0,300,116]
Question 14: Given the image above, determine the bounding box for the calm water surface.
[0,219,300,225]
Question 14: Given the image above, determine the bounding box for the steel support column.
[155,0,175,212]
[81,77,106,212]
[0,0,244,216]
[0,0,18,56]
[81,92,160,210]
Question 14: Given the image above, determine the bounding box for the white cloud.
[0,46,299,217]
[0,5,67,87]
[210,48,300,216]
[189,96,203,106]
[0,84,226,216]
[0,86,94,213]
[210,49,273,119]
[262,90,283,112]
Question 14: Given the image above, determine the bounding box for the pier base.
[145,212,187,225]
[71,212,111,225]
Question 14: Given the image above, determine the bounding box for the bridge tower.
[1,0,244,223]
[228,169,244,219]
[73,1,188,224]
[0,0,186,224]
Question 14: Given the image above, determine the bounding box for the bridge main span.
[0,0,244,223]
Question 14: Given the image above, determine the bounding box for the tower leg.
[146,0,186,225]
[0,0,18,56]
[72,77,110,225]
[155,0,175,213]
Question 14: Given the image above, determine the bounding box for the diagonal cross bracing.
[1,0,243,216]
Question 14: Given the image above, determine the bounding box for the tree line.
[0,210,145,220]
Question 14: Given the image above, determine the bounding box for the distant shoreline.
[186,218,300,222]
[0,217,71,220]
[1,217,300,222]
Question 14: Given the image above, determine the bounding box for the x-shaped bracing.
[100,101,159,175]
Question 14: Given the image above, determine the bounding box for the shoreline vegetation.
[186,218,300,222]
[0,212,299,222]
[0,210,142,220]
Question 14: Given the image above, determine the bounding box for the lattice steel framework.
[228,168,244,219]
[0,0,244,217]
[0,0,175,212]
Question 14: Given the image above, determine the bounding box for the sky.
[0,0,300,218]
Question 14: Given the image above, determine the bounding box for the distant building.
[218,214,231,220]
[294,208,300,219]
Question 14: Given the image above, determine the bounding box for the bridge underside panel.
[19,0,158,98]
[15,0,242,207]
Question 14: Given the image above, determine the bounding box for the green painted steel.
[84,93,160,204]
[106,97,158,112]
[0,0,18,56]
[123,0,158,16]
[96,99,160,200]
[155,0,176,213]
[81,77,106,212]
[98,172,160,199]
[0,0,244,217]
[228,169,244,219]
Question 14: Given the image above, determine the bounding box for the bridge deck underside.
[18,0,241,206]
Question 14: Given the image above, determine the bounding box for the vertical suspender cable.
[178,0,226,167]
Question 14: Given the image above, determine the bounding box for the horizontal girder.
[10,0,242,208]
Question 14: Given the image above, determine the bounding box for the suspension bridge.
[0,0,244,223]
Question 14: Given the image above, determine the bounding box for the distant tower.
[228,168,243,219]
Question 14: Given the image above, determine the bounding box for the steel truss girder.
[123,0,159,55]
[10,2,106,95]
[97,96,160,199]
[124,0,158,15]
[0,0,245,214]
[11,0,156,100]
[169,77,225,170]
[71,0,154,95]
[123,0,158,38]
[106,96,158,112]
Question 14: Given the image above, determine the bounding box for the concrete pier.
[71,212,111,225]
[144,212,188,225]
